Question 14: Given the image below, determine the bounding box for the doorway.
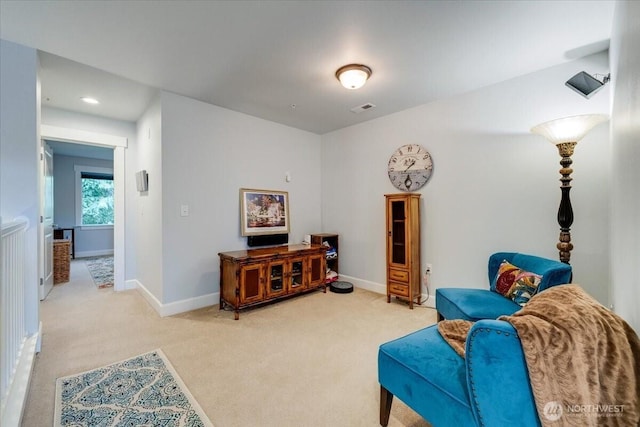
[40,125,126,294]
[47,140,115,295]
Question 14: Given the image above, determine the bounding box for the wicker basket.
[54,239,71,284]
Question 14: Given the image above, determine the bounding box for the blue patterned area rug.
[84,256,114,289]
[54,349,213,427]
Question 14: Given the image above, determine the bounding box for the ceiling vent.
[350,103,376,114]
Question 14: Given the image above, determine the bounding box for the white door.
[40,142,54,300]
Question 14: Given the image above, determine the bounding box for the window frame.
[74,165,115,229]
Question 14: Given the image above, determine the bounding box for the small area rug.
[84,256,114,289]
[55,349,213,427]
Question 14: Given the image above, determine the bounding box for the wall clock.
[387,144,433,191]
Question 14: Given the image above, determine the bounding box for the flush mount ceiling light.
[335,64,372,90]
[81,97,100,105]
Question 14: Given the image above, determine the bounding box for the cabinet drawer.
[389,282,409,297]
[388,269,409,283]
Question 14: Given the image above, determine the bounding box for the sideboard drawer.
[389,269,409,283]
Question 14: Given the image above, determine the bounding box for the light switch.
[180,205,189,217]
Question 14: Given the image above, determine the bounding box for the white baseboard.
[123,279,139,291]
[131,274,433,317]
[135,279,219,317]
[0,331,38,427]
[339,274,387,295]
[75,249,114,258]
[339,274,436,309]
[421,292,436,309]
[36,321,42,353]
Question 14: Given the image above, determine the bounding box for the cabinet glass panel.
[391,200,406,264]
[291,260,304,289]
[269,264,284,292]
[391,200,405,219]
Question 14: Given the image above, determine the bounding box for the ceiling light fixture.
[335,64,372,90]
[81,97,100,105]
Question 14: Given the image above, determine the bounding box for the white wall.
[609,0,640,332]
[134,96,163,301]
[322,52,611,305]
[41,107,137,278]
[158,91,322,304]
[42,108,137,141]
[0,39,40,334]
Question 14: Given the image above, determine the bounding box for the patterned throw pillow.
[494,260,542,306]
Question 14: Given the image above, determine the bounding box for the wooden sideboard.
[219,244,327,319]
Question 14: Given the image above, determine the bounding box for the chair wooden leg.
[437,311,444,322]
[380,385,394,426]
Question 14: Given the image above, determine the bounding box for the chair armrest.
[465,320,541,427]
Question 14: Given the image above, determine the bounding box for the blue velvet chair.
[435,252,572,321]
[378,320,541,427]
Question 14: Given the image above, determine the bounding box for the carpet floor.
[23,259,436,426]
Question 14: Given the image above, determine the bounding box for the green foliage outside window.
[82,178,114,225]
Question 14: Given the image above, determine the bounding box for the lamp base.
[556,146,575,265]
[557,231,573,264]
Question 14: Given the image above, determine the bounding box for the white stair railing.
[0,218,29,425]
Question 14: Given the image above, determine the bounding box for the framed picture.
[240,188,290,236]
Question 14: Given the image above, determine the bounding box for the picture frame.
[239,188,290,236]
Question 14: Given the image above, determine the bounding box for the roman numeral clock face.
[387,144,433,191]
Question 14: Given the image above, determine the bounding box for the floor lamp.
[531,114,609,264]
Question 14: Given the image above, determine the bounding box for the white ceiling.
[0,1,614,135]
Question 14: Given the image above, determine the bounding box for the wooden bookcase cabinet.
[219,244,326,319]
[310,233,339,281]
[385,193,421,309]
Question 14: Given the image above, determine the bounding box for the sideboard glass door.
[267,260,286,298]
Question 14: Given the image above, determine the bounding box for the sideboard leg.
[234,310,239,320]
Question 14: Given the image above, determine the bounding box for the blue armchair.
[435,252,572,321]
[378,320,541,427]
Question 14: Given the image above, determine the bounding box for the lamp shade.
[531,114,609,144]
[335,64,372,90]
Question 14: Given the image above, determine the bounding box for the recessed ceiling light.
[81,97,100,105]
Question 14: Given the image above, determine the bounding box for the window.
[75,166,114,227]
